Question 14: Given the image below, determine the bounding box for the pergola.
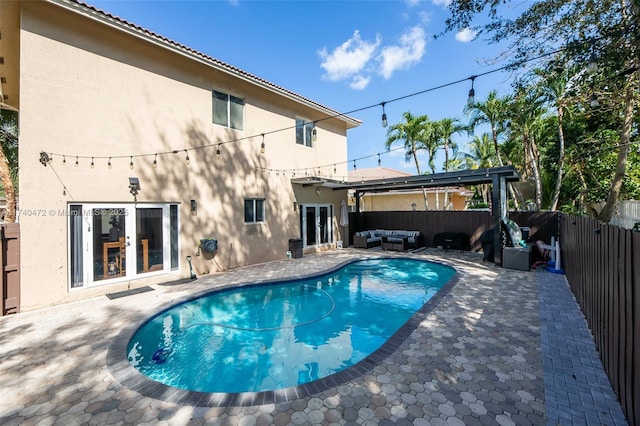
[292,166,521,266]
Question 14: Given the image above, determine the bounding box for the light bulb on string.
[353,160,356,170]
[153,154,157,168]
[260,134,265,154]
[184,150,190,166]
[381,102,388,128]
[311,122,317,142]
[90,157,94,169]
[333,164,337,174]
[129,156,134,170]
[467,76,476,107]
[216,144,221,160]
[378,154,381,166]
[62,156,66,165]
[75,157,79,167]
[108,157,112,169]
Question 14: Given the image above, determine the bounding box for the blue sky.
[88,0,518,174]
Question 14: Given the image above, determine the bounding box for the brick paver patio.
[0,249,627,425]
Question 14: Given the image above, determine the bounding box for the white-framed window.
[213,90,244,130]
[244,198,265,223]
[68,203,179,288]
[295,117,315,147]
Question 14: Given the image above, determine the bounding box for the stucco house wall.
[3,0,358,310]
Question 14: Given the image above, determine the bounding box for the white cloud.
[405,0,421,7]
[455,27,477,42]
[378,26,427,79]
[431,0,452,6]
[349,75,371,90]
[319,31,381,82]
[418,11,432,25]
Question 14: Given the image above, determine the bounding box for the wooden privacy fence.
[560,214,639,425]
[348,210,558,250]
[1,223,20,315]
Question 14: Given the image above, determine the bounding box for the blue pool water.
[127,258,455,393]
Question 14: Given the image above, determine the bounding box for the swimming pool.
[127,258,455,394]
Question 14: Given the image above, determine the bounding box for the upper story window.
[296,117,315,147]
[244,198,265,223]
[213,90,244,130]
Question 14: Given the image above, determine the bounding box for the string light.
[41,45,574,174]
[90,157,94,168]
[311,122,317,142]
[260,133,265,154]
[381,102,388,128]
[378,154,381,166]
[334,164,337,174]
[153,153,157,168]
[108,157,112,169]
[129,156,134,169]
[353,160,356,170]
[467,76,476,107]
[62,156,66,165]
[184,150,190,166]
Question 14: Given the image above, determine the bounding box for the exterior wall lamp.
[128,177,140,201]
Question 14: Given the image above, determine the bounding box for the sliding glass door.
[69,203,178,288]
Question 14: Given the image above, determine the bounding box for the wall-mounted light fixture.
[191,199,197,215]
[129,177,140,201]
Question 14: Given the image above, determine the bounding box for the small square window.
[244,198,265,223]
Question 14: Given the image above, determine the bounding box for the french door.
[301,204,333,248]
[69,203,179,288]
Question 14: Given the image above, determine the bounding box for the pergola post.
[492,174,502,266]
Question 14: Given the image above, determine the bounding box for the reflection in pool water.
[127,258,455,393]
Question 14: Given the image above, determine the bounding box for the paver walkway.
[537,270,627,425]
[0,249,627,425]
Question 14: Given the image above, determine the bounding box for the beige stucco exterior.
[0,0,359,310]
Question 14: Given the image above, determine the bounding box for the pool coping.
[106,256,459,407]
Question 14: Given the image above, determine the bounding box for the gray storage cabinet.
[503,246,531,271]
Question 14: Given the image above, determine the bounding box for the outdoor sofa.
[354,229,424,251]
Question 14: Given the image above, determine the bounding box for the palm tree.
[464,90,511,166]
[385,111,431,209]
[464,90,521,209]
[435,118,466,172]
[0,109,18,222]
[385,111,430,175]
[534,65,576,211]
[507,89,547,209]
[463,133,496,203]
